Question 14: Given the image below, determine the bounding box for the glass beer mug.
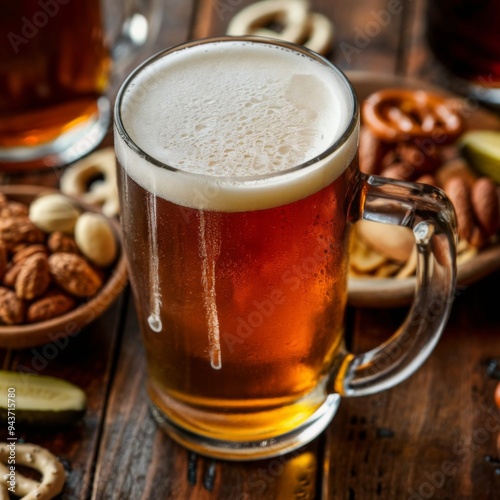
[0,0,161,171]
[115,37,457,460]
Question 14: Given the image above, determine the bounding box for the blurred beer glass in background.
[0,0,161,171]
[426,0,500,107]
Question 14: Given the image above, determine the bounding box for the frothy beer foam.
[115,40,358,211]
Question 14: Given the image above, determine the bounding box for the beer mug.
[114,37,457,460]
[0,0,161,171]
[426,0,500,106]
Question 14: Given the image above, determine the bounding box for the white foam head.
[115,39,359,211]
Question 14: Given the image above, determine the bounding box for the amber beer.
[426,0,500,96]
[115,40,359,446]
[0,0,109,158]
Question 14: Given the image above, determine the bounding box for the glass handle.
[334,174,457,397]
[108,0,162,77]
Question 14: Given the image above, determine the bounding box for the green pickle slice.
[0,370,87,427]
[459,130,500,183]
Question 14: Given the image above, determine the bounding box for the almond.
[48,232,79,254]
[49,253,102,298]
[15,253,51,300]
[470,177,500,238]
[444,177,474,241]
[0,287,25,325]
[27,293,76,323]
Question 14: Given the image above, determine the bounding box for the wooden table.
[2,0,500,498]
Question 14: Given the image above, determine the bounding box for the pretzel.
[60,148,119,217]
[362,89,464,143]
[226,0,334,56]
[0,443,65,499]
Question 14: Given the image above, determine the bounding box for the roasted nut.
[29,193,80,234]
[0,217,45,246]
[48,232,79,254]
[470,177,500,238]
[15,253,51,300]
[0,201,29,218]
[0,286,25,325]
[74,213,117,267]
[444,177,474,241]
[27,292,76,323]
[3,262,23,288]
[434,158,477,189]
[49,253,103,298]
[12,244,48,264]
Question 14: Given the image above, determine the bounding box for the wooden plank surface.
[326,274,500,499]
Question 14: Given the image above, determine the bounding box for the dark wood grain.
[325,274,500,499]
[0,294,126,499]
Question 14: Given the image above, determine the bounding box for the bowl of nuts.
[0,185,127,349]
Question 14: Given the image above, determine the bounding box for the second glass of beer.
[115,37,457,460]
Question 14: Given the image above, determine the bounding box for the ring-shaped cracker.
[0,443,65,500]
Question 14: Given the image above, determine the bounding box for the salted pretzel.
[0,443,65,500]
[362,89,464,143]
[226,0,334,56]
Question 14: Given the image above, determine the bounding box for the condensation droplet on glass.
[148,314,162,332]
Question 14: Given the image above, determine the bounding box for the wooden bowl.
[0,185,128,349]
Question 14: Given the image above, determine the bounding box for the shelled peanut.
[0,193,117,325]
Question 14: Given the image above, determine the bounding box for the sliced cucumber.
[0,371,86,427]
[459,130,500,184]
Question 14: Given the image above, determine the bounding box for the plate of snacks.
[347,72,500,307]
[0,185,127,348]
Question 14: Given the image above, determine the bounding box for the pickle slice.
[0,371,86,427]
[459,130,500,183]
